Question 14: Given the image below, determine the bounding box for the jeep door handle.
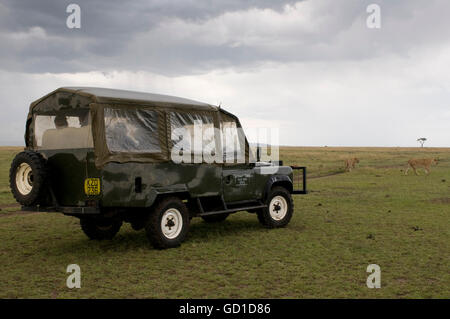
[225,175,234,185]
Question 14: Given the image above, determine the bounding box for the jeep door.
[167,110,223,197]
[219,115,257,202]
[222,165,257,202]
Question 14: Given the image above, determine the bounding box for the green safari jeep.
[10,87,307,249]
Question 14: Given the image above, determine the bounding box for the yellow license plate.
[84,178,101,196]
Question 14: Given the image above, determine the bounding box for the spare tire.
[9,151,48,206]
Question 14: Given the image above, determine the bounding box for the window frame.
[103,107,162,154]
[168,110,219,164]
[32,109,93,150]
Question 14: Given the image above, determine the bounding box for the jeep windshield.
[34,110,93,150]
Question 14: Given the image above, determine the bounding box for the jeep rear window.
[34,111,93,150]
[104,108,161,153]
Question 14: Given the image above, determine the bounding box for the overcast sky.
[0,0,449,146]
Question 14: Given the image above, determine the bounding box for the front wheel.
[257,186,294,228]
[145,197,190,249]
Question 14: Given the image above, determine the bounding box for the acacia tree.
[417,137,427,148]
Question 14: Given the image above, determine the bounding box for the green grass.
[0,146,449,298]
[0,147,21,206]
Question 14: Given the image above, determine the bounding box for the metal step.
[198,204,266,217]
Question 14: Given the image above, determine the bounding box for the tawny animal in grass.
[345,158,359,172]
[404,158,438,175]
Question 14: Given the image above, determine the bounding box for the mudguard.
[263,175,293,200]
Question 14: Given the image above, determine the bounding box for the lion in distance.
[345,158,360,172]
[405,158,438,175]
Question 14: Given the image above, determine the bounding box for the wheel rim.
[269,195,288,221]
[161,208,183,239]
[15,163,33,195]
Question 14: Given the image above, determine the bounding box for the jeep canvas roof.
[25,87,249,166]
[29,87,217,112]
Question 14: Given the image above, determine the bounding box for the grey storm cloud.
[0,0,300,73]
[1,0,450,75]
[1,0,450,147]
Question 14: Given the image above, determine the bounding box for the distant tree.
[417,137,427,148]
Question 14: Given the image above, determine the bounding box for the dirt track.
[0,210,41,217]
[0,203,20,209]
[0,203,40,217]
[308,171,345,179]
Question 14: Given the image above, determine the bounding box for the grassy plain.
[0,146,449,298]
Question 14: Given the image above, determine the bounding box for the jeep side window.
[104,108,161,153]
[169,112,215,161]
[221,120,245,163]
[35,111,93,149]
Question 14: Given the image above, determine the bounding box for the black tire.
[9,151,48,206]
[201,213,229,223]
[257,186,294,228]
[145,197,190,249]
[130,220,145,231]
[80,218,122,240]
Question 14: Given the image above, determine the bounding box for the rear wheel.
[145,197,190,249]
[80,218,122,240]
[201,213,229,223]
[257,186,293,228]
